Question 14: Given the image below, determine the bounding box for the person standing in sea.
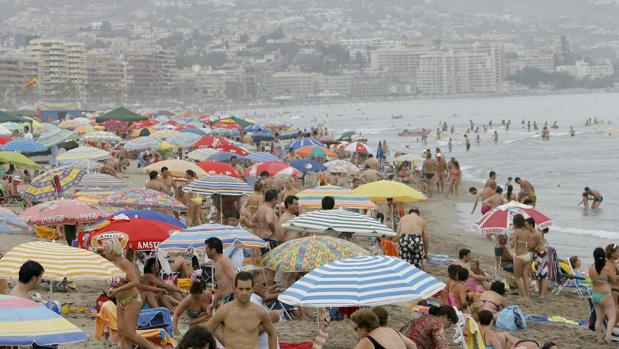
[464,133,471,152]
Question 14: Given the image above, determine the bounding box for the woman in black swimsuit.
[351,309,416,349]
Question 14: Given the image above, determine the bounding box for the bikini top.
[367,336,387,349]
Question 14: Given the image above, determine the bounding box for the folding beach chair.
[552,259,590,299]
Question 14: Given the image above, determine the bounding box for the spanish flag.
[25,76,37,88]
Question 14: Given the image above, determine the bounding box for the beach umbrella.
[245,152,282,163]
[282,208,395,237]
[100,120,128,130]
[343,141,372,154]
[1,122,22,132]
[195,136,249,156]
[159,223,266,252]
[251,131,275,142]
[144,159,207,178]
[187,148,219,161]
[0,210,29,234]
[19,199,107,226]
[394,153,422,164]
[324,159,359,174]
[196,161,241,178]
[36,128,74,148]
[0,126,12,137]
[296,185,376,210]
[100,210,186,229]
[245,161,303,178]
[0,241,124,281]
[56,146,111,164]
[286,138,323,150]
[129,127,154,138]
[245,124,269,132]
[124,136,161,151]
[229,139,257,153]
[22,165,85,201]
[129,120,159,130]
[152,129,178,139]
[296,145,337,159]
[278,256,445,307]
[0,151,40,169]
[0,135,11,144]
[217,116,253,128]
[87,215,179,251]
[75,173,126,190]
[100,188,186,211]
[354,180,427,203]
[261,235,370,272]
[81,131,121,143]
[288,159,327,174]
[1,139,46,153]
[179,127,209,136]
[0,111,27,123]
[73,125,97,134]
[0,294,89,346]
[183,174,252,196]
[58,118,90,129]
[212,120,242,130]
[473,201,553,235]
[207,151,243,163]
[95,107,147,123]
[168,132,200,147]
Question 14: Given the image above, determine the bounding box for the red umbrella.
[194,136,249,156]
[473,201,553,235]
[87,215,179,251]
[196,161,241,178]
[343,141,373,154]
[246,161,303,178]
[212,121,242,130]
[129,120,158,130]
[19,199,108,226]
[101,120,128,130]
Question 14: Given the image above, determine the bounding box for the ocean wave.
[552,225,619,240]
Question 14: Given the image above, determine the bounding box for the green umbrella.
[95,107,147,123]
[218,116,253,128]
[0,111,27,123]
[0,151,40,169]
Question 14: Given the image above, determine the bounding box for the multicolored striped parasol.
[21,165,85,201]
[182,174,252,196]
[159,223,266,252]
[296,185,376,210]
[99,188,186,211]
[56,146,111,163]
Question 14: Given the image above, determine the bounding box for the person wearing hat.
[7,175,22,197]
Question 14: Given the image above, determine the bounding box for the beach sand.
[0,165,605,348]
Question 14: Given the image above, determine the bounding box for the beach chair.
[552,259,590,299]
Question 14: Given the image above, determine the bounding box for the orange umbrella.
[296,146,337,159]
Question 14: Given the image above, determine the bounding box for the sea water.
[233,92,619,263]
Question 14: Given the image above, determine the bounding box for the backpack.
[495,305,527,331]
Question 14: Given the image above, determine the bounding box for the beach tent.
[0,111,27,123]
[95,107,147,123]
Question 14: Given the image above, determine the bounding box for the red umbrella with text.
[472,201,553,235]
[86,214,180,251]
[196,161,241,178]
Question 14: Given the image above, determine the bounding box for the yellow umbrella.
[353,180,427,202]
[157,141,177,152]
[144,159,206,178]
[0,151,40,169]
[74,125,96,134]
[129,127,155,138]
[0,241,124,281]
[152,129,179,139]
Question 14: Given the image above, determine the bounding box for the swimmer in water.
[578,187,603,209]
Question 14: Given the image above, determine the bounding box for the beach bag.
[495,305,527,331]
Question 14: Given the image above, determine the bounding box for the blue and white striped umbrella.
[251,131,274,142]
[288,159,327,174]
[245,152,281,163]
[37,129,74,148]
[207,152,242,163]
[244,124,269,132]
[182,174,252,196]
[282,208,395,237]
[278,256,445,307]
[187,148,220,161]
[180,127,209,136]
[124,136,161,151]
[168,132,200,147]
[286,138,323,150]
[1,139,46,153]
[158,223,266,252]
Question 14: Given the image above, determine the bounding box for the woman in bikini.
[589,247,617,344]
[510,214,531,299]
[102,238,157,349]
[441,265,461,305]
[478,281,508,318]
[172,280,212,335]
[478,310,518,349]
[605,244,619,310]
[141,257,184,311]
[449,267,473,313]
[350,309,416,349]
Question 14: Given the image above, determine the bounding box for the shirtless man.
[483,186,507,210]
[241,182,263,227]
[279,179,298,204]
[421,152,436,198]
[159,167,174,195]
[364,154,379,170]
[396,208,428,270]
[251,189,283,250]
[457,248,491,291]
[10,260,44,299]
[485,171,497,188]
[260,171,274,192]
[435,153,447,193]
[207,272,277,349]
[515,177,536,206]
[206,237,238,305]
[580,187,603,209]
[279,195,300,241]
[469,182,497,215]
[360,166,380,183]
[145,171,169,194]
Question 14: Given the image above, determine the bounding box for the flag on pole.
[25,76,37,88]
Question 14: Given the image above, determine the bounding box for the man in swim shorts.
[422,151,436,198]
[580,187,603,209]
[396,208,428,269]
[515,177,537,206]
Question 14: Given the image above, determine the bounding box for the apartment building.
[369,47,425,77]
[272,72,321,98]
[86,51,127,103]
[125,47,176,102]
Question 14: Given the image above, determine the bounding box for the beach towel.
[379,239,399,257]
[137,307,174,335]
[95,301,177,347]
[465,317,486,349]
[427,254,453,265]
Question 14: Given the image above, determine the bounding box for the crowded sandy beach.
[0,107,614,349]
